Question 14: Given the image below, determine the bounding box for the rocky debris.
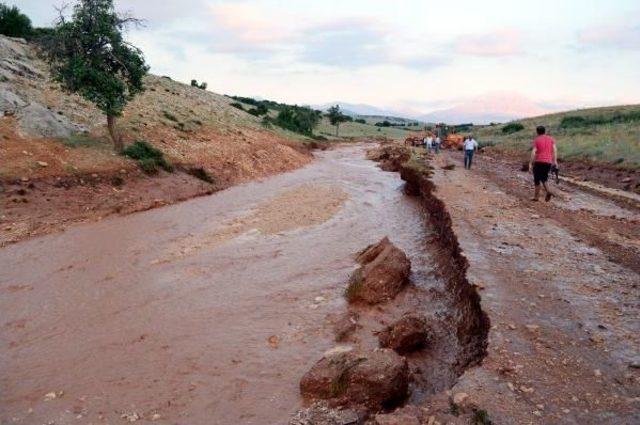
[0,87,27,114]
[373,405,426,425]
[346,237,411,304]
[0,36,43,80]
[330,311,360,342]
[300,347,409,410]
[121,412,141,422]
[378,314,431,354]
[43,391,64,401]
[366,144,411,172]
[289,402,362,425]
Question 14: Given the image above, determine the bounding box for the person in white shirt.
[434,136,441,154]
[424,136,433,151]
[463,135,479,169]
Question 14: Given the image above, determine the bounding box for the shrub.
[502,123,524,134]
[560,116,587,128]
[122,141,173,174]
[354,118,366,124]
[0,4,32,38]
[191,79,207,90]
[230,102,245,111]
[375,120,392,127]
[247,104,269,116]
[61,134,104,148]
[187,167,214,183]
[560,111,640,129]
[473,409,493,425]
[162,110,178,122]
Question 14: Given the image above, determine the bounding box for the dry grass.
[474,104,640,168]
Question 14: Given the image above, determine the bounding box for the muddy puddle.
[0,145,485,424]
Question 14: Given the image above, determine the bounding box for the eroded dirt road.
[1,146,447,425]
[427,151,640,424]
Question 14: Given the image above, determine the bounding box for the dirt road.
[1,146,453,425]
[426,151,639,424]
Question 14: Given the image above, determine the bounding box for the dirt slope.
[0,35,312,245]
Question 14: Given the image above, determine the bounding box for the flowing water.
[1,145,462,425]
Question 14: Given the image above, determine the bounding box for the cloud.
[208,3,295,45]
[204,5,445,71]
[298,18,387,67]
[577,19,640,50]
[453,29,522,57]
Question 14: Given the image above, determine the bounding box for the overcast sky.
[12,0,640,116]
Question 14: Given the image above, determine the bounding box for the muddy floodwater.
[1,146,450,424]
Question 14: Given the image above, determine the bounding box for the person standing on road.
[425,135,433,152]
[434,136,441,154]
[529,126,558,202]
[463,135,478,169]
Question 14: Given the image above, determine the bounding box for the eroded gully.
[0,145,487,425]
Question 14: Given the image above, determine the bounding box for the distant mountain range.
[315,93,564,125]
[418,93,562,125]
[313,102,409,119]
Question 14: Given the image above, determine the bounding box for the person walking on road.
[529,126,558,202]
[463,135,478,169]
[434,136,441,154]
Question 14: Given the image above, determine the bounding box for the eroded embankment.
[292,147,492,424]
[400,161,490,374]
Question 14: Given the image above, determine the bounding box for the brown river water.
[1,145,464,425]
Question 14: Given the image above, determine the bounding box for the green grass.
[60,134,107,149]
[162,110,178,122]
[122,141,173,174]
[474,104,640,168]
[315,117,409,139]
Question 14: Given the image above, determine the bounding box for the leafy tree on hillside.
[0,4,33,38]
[46,0,149,151]
[327,105,349,137]
[272,106,321,136]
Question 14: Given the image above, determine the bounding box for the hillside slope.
[475,104,640,168]
[0,35,310,181]
[0,35,312,244]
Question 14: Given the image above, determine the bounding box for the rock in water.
[346,237,411,304]
[300,348,409,410]
[378,314,431,353]
[331,311,359,342]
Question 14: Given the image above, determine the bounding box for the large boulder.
[378,314,431,354]
[300,347,409,410]
[346,237,411,304]
[17,102,87,138]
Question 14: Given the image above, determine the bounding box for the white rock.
[452,392,469,405]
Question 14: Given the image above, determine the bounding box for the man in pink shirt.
[529,126,558,202]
